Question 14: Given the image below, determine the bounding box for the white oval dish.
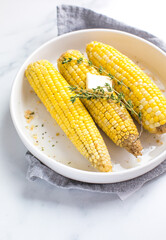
[10,29,166,183]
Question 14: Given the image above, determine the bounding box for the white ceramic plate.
[10,29,166,183]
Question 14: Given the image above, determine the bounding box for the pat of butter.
[86,73,112,91]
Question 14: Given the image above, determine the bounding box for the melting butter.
[86,73,112,91]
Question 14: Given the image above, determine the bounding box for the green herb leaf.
[108,73,114,79]
[70,96,76,103]
[88,60,93,66]
[62,57,72,64]
[127,99,133,108]
[68,86,77,92]
[110,93,115,100]
[105,83,113,92]
[77,57,83,64]
[138,112,142,120]
[99,66,104,74]
[118,80,123,85]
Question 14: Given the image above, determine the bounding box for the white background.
[1,0,166,239]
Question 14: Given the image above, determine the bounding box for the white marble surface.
[1,0,166,239]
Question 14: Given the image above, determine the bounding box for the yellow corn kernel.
[58,50,142,157]
[25,60,112,172]
[86,41,166,134]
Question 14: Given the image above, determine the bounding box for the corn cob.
[25,60,112,172]
[86,41,166,134]
[58,50,142,157]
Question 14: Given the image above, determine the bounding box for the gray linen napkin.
[26,5,166,200]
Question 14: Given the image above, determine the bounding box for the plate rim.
[10,28,166,183]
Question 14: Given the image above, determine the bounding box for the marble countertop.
[1,0,166,239]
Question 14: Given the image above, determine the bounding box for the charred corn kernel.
[25,60,112,172]
[86,41,166,134]
[58,50,142,157]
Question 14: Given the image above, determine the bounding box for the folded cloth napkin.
[26,5,166,200]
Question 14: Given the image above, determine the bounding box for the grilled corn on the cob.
[58,50,142,157]
[25,60,112,172]
[86,41,166,134]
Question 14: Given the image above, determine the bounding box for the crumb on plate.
[24,110,35,123]
[32,134,37,140]
[156,139,163,145]
[30,125,34,131]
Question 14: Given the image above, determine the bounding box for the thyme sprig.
[69,84,141,121]
[63,57,131,91]
[69,85,115,103]
[62,56,142,138]
[69,84,143,139]
[62,56,139,116]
